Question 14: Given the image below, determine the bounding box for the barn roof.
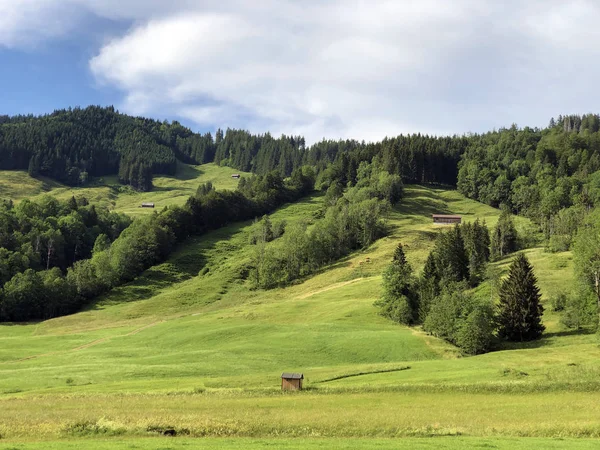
[281,372,304,379]
[432,214,461,219]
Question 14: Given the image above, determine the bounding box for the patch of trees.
[213,129,305,176]
[456,115,600,251]
[311,135,467,190]
[567,210,600,330]
[251,163,402,289]
[0,106,187,191]
[377,221,545,355]
[0,196,131,321]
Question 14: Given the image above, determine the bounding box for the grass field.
[3,437,600,449]
[0,162,250,215]
[0,182,598,447]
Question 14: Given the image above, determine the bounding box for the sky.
[1,0,600,144]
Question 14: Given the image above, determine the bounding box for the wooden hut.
[281,372,304,391]
[141,202,155,208]
[432,214,461,224]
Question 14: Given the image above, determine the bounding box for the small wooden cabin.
[231,174,241,179]
[141,202,155,208]
[281,372,303,391]
[432,214,461,225]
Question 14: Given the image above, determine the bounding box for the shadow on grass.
[495,327,596,351]
[159,164,204,181]
[84,218,256,310]
[396,195,450,217]
[150,186,180,193]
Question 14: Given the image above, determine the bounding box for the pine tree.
[497,253,545,341]
[393,242,408,265]
[436,225,469,283]
[375,243,418,324]
[422,251,438,281]
[67,195,78,211]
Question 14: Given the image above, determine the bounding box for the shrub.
[456,303,495,355]
[561,288,598,330]
[551,291,567,312]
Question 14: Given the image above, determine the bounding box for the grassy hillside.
[0,185,598,447]
[0,162,250,215]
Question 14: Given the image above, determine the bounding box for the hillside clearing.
[0,163,250,215]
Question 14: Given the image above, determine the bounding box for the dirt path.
[295,277,367,300]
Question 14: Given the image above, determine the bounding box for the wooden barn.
[432,214,461,225]
[281,372,304,391]
[141,202,155,208]
[231,174,241,179]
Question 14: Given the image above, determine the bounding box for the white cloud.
[5,1,600,142]
[0,0,82,48]
[89,0,485,142]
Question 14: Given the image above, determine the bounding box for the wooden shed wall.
[281,378,302,390]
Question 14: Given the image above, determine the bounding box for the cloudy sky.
[1,0,599,143]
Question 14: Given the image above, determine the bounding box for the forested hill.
[0,106,213,191]
[0,106,466,191]
[4,106,600,204]
[0,106,305,191]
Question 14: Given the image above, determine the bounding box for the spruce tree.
[436,224,469,283]
[422,251,438,281]
[393,242,408,265]
[376,243,418,324]
[497,253,545,341]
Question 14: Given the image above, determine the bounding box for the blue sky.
[1,0,600,143]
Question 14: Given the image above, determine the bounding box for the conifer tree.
[376,243,418,324]
[393,242,408,265]
[422,251,438,282]
[436,224,469,283]
[497,253,545,341]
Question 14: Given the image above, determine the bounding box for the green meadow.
[0,171,598,447]
[0,162,250,215]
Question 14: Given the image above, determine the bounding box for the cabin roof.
[281,372,304,379]
[432,214,461,219]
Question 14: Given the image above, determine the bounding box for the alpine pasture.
[0,166,598,449]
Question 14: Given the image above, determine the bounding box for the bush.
[561,288,598,330]
[423,282,495,355]
[456,303,495,355]
[547,235,570,253]
[551,291,568,312]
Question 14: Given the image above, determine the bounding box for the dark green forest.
[0,106,466,191]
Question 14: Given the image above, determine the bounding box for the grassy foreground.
[1,437,599,449]
[0,183,598,445]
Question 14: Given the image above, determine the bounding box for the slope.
[1,185,599,443]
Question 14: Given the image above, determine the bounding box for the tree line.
[0,196,131,320]
[457,115,600,252]
[0,106,470,193]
